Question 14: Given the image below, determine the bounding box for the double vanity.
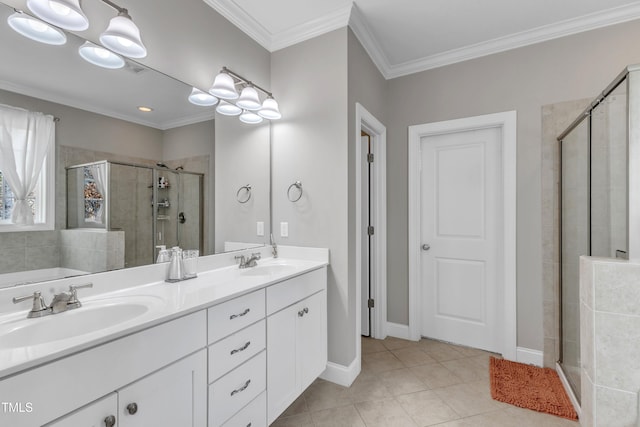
[0,246,328,427]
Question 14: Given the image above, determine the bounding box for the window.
[0,147,55,231]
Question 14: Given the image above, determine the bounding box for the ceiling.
[203,0,640,79]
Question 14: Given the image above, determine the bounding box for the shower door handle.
[422,244,431,251]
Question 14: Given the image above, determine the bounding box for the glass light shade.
[27,0,89,31]
[78,41,125,69]
[236,86,262,111]
[258,97,282,120]
[216,100,242,116]
[209,72,238,100]
[239,110,263,124]
[7,12,67,45]
[99,14,147,58]
[188,87,219,107]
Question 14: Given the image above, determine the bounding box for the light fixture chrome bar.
[99,0,127,15]
[221,66,273,97]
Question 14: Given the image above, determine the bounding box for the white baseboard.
[386,322,416,341]
[319,358,360,387]
[516,347,544,366]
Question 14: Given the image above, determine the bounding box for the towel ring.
[287,181,303,202]
[236,184,252,204]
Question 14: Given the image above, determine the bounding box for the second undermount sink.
[240,263,298,277]
[0,295,163,350]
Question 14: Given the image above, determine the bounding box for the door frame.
[407,111,517,361]
[355,103,387,349]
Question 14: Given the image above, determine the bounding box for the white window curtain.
[89,163,107,224]
[0,104,55,225]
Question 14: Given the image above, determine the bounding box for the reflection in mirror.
[0,1,271,288]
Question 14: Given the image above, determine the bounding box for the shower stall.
[66,160,204,269]
[557,66,634,402]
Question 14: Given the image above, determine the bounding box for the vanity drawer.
[209,351,266,427]
[221,392,266,427]
[208,289,265,343]
[209,319,265,383]
[266,267,326,315]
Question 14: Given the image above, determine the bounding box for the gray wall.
[271,28,351,365]
[385,19,640,351]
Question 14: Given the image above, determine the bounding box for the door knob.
[104,415,116,427]
[422,244,431,251]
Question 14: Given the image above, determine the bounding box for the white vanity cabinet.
[207,289,267,427]
[1,311,207,427]
[46,350,207,427]
[266,268,327,424]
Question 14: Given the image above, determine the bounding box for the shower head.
[156,162,169,168]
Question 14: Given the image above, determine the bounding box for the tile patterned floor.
[272,337,580,427]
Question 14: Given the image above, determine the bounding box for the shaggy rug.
[489,356,578,421]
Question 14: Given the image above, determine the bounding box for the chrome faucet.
[270,233,278,258]
[235,252,261,269]
[12,283,93,318]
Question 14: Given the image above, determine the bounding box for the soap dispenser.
[166,247,184,282]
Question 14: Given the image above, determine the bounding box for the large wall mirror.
[0,1,271,288]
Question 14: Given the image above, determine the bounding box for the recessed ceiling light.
[137,106,153,112]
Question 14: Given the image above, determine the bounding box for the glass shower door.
[560,119,589,400]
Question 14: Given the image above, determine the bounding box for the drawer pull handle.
[126,402,138,415]
[230,308,250,320]
[298,307,309,317]
[247,423,252,427]
[104,415,116,427]
[231,379,251,396]
[230,341,251,355]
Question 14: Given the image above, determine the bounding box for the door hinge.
[367,225,374,236]
[367,153,374,163]
[367,298,375,308]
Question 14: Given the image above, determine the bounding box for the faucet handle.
[13,291,51,318]
[235,255,246,265]
[251,252,262,260]
[67,283,93,309]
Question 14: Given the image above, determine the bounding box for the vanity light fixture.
[99,1,147,59]
[239,110,263,124]
[78,41,125,69]
[236,86,262,111]
[188,88,219,106]
[7,11,67,45]
[198,66,281,124]
[26,0,89,31]
[209,71,238,100]
[258,97,282,120]
[216,100,242,116]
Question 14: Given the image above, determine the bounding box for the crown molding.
[382,2,640,79]
[271,5,352,52]
[202,0,272,49]
[348,3,392,77]
[203,0,351,52]
[0,80,213,130]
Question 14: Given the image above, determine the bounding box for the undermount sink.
[0,296,163,350]
[240,263,298,277]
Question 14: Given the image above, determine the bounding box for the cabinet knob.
[104,415,116,427]
[126,402,138,415]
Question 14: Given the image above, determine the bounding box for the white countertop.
[0,246,328,379]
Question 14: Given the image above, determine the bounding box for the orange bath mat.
[489,357,578,421]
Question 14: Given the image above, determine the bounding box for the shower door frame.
[556,64,640,405]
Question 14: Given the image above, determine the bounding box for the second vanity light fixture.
[7,0,147,69]
[188,67,282,124]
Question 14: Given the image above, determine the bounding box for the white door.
[361,133,372,337]
[420,127,502,352]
